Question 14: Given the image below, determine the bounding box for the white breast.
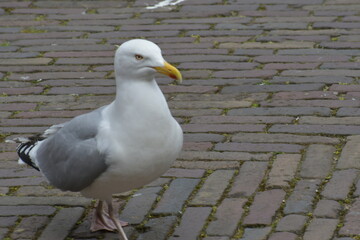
[81,80,183,200]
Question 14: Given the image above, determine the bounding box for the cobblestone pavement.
[0,0,360,240]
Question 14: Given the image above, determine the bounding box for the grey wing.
[42,123,66,138]
[36,107,108,192]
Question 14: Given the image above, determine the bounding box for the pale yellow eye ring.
[135,54,144,60]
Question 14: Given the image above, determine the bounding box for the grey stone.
[0,216,17,227]
[207,198,247,236]
[284,179,321,214]
[191,170,234,205]
[229,106,330,116]
[203,237,229,240]
[314,199,342,218]
[229,162,268,198]
[120,187,161,224]
[322,169,359,200]
[303,218,338,240]
[268,232,297,240]
[0,187,8,195]
[300,144,335,178]
[0,196,92,206]
[355,178,360,197]
[153,178,199,214]
[0,205,56,216]
[337,135,360,169]
[170,207,212,240]
[145,178,171,187]
[0,58,52,65]
[276,214,307,232]
[267,154,301,188]
[240,227,272,240]
[11,216,49,239]
[244,189,286,225]
[137,216,177,240]
[339,197,360,236]
[38,207,84,240]
[15,185,82,197]
[0,228,8,240]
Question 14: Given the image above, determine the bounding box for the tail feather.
[17,142,40,171]
[10,122,64,172]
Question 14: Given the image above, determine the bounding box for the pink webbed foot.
[90,200,128,232]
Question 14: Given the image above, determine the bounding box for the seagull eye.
[135,54,144,60]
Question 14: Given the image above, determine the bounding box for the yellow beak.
[153,61,182,83]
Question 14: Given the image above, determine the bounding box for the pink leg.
[107,200,128,240]
[90,200,128,232]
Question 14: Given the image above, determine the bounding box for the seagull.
[13,39,183,240]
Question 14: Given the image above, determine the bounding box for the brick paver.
[1,0,360,239]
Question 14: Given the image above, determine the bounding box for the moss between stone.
[21,28,47,33]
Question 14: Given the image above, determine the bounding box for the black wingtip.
[17,142,40,171]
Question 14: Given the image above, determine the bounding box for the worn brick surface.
[243,189,286,225]
[229,162,268,198]
[170,207,212,240]
[203,237,229,240]
[339,197,360,236]
[267,154,301,188]
[232,133,339,144]
[215,142,304,153]
[314,199,342,219]
[229,107,331,116]
[284,179,321,214]
[137,216,177,240]
[191,170,234,205]
[355,178,360,197]
[120,187,161,224]
[337,135,360,169]
[321,169,359,200]
[1,0,360,239]
[153,178,199,214]
[270,124,360,135]
[240,227,272,240]
[0,205,56,216]
[11,216,49,239]
[300,144,335,179]
[303,218,338,240]
[38,207,84,240]
[207,198,247,236]
[276,214,307,232]
[268,232,297,240]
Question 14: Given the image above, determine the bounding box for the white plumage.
[14,39,183,240]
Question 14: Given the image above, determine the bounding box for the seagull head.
[114,39,182,83]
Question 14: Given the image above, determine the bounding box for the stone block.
[229,162,268,198]
[303,218,338,240]
[38,207,84,240]
[191,170,234,205]
[313,199,342,218]
[268,232,297,240]
[170,207,212,240]
[321,169,359,200]
[284,179,321,214]
[339,197,360,236]
[243,189,286,225]
[337,135,360,169]
[300,144,335,179]
[137,216,177,240]
[120,187,161,224]
[276,214,307,232]
[240,227,272,240]
[267,154,301,188]
[153,178,199,214]
[207,198,247,236]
